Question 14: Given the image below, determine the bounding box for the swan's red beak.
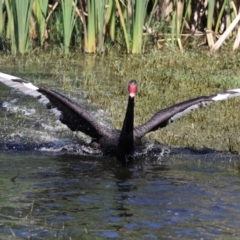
[128,80,137,98]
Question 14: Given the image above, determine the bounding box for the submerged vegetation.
[0,0,240,54]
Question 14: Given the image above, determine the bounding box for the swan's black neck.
[117,96,134,163]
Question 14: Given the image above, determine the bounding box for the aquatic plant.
[0,0,239,54]
[5,0,34,54]
[32,0,49,47]
[79,0,116,53]
[131,0,149,53]
[115,0,130,53]
[0,0,3,37]
[61,0,77,54]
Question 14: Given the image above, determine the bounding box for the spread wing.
[0,72,112,139]
[134,89,240,139]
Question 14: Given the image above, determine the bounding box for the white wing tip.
[228,88,240,93]
[0,72,19,80]
[23,82,39,90]
[212,93,229,101]
[212,89,240,101]
[0,71,39,90]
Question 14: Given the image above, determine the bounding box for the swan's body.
[0,72,240,163]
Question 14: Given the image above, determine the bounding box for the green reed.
[143,0,158,52]
[86,0,96,53]
[207,0,215,29]
[116,0,149,53]
[32,0,48,47]
[5,0,16,53]
[82,0,111,53]
[132,0,148,53]
[5,0,34,54]
[0,0,238,54]
[115,0,130,53]
[61,0,77,54]
[0,1,3,37]
[95,0,107,53]
[107,0,116,41]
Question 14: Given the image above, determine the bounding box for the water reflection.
[0,151,239,239]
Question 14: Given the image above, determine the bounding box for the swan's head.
[128,80,137,98]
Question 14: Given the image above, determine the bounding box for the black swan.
[0,72,240,163]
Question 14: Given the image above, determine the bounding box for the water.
[0,61,240,239]
[0,151,239,239]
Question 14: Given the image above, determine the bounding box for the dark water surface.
[0,151,240,239]
[0,60,240,239]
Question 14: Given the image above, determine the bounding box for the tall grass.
[0,0,3,37]
[206,0,215,47]
[132,0,148,53]
[116,0,150,53]
[0,0,239,54]
[61,0,77,54]
[6,0,34,54]
[86,0,96,53]
[95,0,107,53]
[32,0,48,47]
[107,0,116,41]
[5,0,16,53]
[143,0,159,51]
[81,0,111,53]
[115,0,130,53]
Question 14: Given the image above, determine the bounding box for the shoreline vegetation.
[0,50,240,154]
[0,0,240,55]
